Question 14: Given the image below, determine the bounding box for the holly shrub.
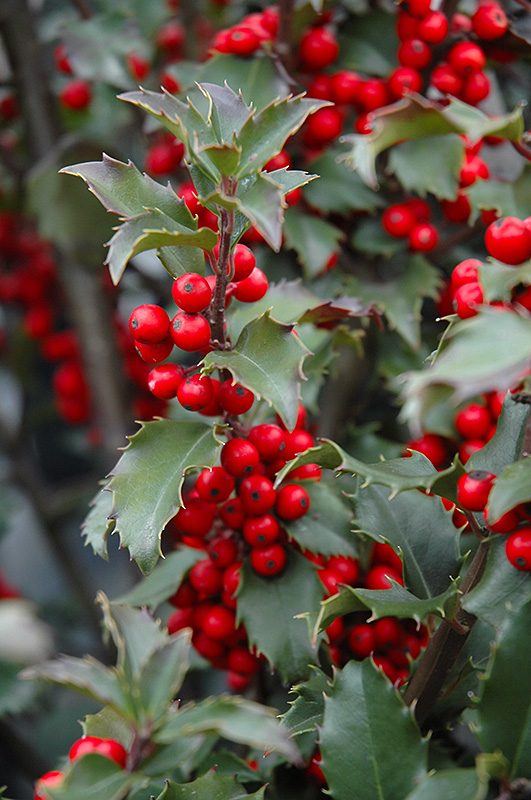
[1,0,531,799]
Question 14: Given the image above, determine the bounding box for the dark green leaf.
[0,660,38,716]
[82,706,135,749]
[404,768,488,800]
[157,245,206,279]
[156,770,266,800]
[155,695,299,762]
[138,629,191,721]
[304,147,385,213]
[237,550,322,683]
[114,547,204,609]
[283,480,359,559]
[46,753,137,800]
[478,258,531,303]
[462,536,531,631]
[197,53,290,108]
[337,10,398,77]
[486,458,531,524]
[351,218,404,259]
[283,207,344,278]
[281,668,330,736]
[107,420,220,574]
[237,172,284,250]
[476,597,531,779]
[297,295,377,325]
[467,167,531,225]
[319,660,428,800]
[388,135,465,200]
[202,312,310,432]
[467,393,530,476]
[82,487,114,561]
[142,734,216,780]
[201,83,253,144]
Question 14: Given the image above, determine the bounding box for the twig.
[69,0,93,18]
[275,0,296,74]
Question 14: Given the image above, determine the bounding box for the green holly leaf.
[228,279,323,341]
[137,629,191,722]
[155,770,266,800]
[274,440,461,503]
[315,580,459,635]
[0,660,39,716]
[402,309,531,423]
[344,254,442,349]
[466,166,531,224]
[202,311,310,432]
[478,258,531,303]
[467,393,530,477]
[404,768,488,800]
[236,93,331,179]
[303,147,385,213]
[340,95,524,188]
[236,171,284,250]
[155,695,299,762]
[388,134,465,200]
[319,660,428,800]
[337,10,398,77]
[115,547,204,610]
[282,480,359,559]
[197,53,290,108]
[486,458,531,524]
[236,550,322,683]
[462,536,531,631]
[82,487,115,561]
[20,655,134,717]
[281,668,330,736]
[82,706,135,749]
[297,295,377,325]
[46,753,138,800]
[476,597,531,779]
[353,484,462,599]
[107,420,220,575]
[351,218,404,259]
[157,245,206,279]
[283,207,344,278]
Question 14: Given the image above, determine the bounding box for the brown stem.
[275,0,296,73]
[69,0,93,18]
[512,140,531,163]
[403,539,490,728]
[210,194,235,348]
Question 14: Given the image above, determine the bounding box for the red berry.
[371,542,403,574]
[348,623,375,659]
[462,71,491,105]
[189,558,223,595]
[358,78,390,111]
[459,439,486,464]
[243,513,280,546]
[201,605,236,640]
[388,66,423,99]
[69,736,127,767]
[483,505,520,534]
[232,244,256,282]
[34,771,64,800]
[172,273,212,312]
[397,38,432,70]
[193,630,225,659]
[505,526,531,570]
[135,337,174,363]
[147,363,185,399]
[416,10,449,44]
[264,150,291,171]
[227,27,260,57]
[382,203,416,238]
[459,154,489,187]
[228,647,260,675]
[373,617,403,649]
[456,470,496,511]
[208,536,238,568]
[453,282,484,319]
[239,474,277,516]
[299,27,339,71]
[196,467,235,504]
[250,543,287,576]
[220,496,245,529]
[451,258,482,291]
[405,433,449,468]
[177,374,215,412]
[129,304,170,344]
[408,222,439,252]
[59,79,92,110]
[430,63,464,95]
[127,53,150,81]
[174,497,216,538]
[304,107,343,145]
[167,607,194,633]
[331,70,363,104]
[365,564,404,590]
[221,438,260,477]
[454,402,492,440]
[485,217,531,265]
[248,423,286,461]
[472,2,508,40]
[233,267,268,302]
[222,561,242,596]
[326,555,359,585]
[171,311,211,352]
[283,429,315,461]
[218,380,255,415]
[275,483,311,520]
[396,12,419,41]
[399,0,432,19]
[156,20,185,51]
[54,44,72,75]
[442,192,471,224]
[448,42,486,76]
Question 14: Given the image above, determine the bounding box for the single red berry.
[218,380,255,415]
[373,617,403,649]
[59,79,92,110]
[358,78,390,111]
[388,66,423,99]
[196,467,235,504]
[462,71,491,105]
[505,526,531,570]
[201,605,236,640]
[208,536,238,568]
[177,374,215,412]
[405,433,449,468]
[453,281,484,318]
[448,41,486,76]
[156,19,185,51]
[472,2,508,40]
[454,402,492,440]
[135,337,174,364]
[371,542,403,574]
[348,623,375,659]
[173,497,217,538]
[250,543,287,576]
[275,483,311,520]
[248,423,286,461]
[227,26,260,57]
[430,63,464,95]
[442,192,471,224]
[221,438,260,477]
[263,150,291,172]
[167,607,194,634]
[171,311,211,352]
[232,244,256,282]
[331,70,363,104]
[299,27,339,71]
[283,429,315,461]
[129,304,170,344]
[396,11,419,41]
[483,505,520,534]
[459,154,490,187]
[172,273,212,312]
[456,470,496,511]
[326,555,359,585]
[127,53,150,81]
[160,69,180,94]
[304,107,343,145]
[222,561,242,597]
[288,463,322,481]
[397,38,432,70]
[228,647,260,675]
[417,10,449,44]
[168,581,197,608]
[459,439,486,464]
[239,474,277,516]
[365,564,404,590]
[147,363,185,399]
[220,496,245,529]
[408,222,439,252]
[243,513,280,546]
[193,630,225,659]
[34,771,64,800]
[189,558,223,595]
[451,258,482,291]
[382,203,416,238]
[485,217,531,265]
[69,736,127,767]
[233,267,268,302]
[398,0,432,19]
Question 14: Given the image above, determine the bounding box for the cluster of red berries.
[128,242,269,409]
[210,6,279,58]
[165,408,316,688]
[456,469,531,571]
[34,736,128,799]
[381,197,439,253]
[446,216,531,319]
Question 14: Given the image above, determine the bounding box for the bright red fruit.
[172,273,212,313]
[456,470,496,511]
[59,79,92,110]
[177,374,215,412]
[196,467,235,504]
[299,27,339,71]
[148,363,185,399]
[69,736,127,767]
[505,526,531,571]
[484,217,531,265]
[129,304,170,344]
[171,311,211,351]
[34,771,64,800]
[275,483,311,520]
[250,543,287,576]
[218,380,254,415]
[472,2,508,40]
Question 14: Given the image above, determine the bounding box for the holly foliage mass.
[1,0,531,799]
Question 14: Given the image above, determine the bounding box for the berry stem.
[403,538,490,728]
[211,181,236,349]
[274,0,297,83]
